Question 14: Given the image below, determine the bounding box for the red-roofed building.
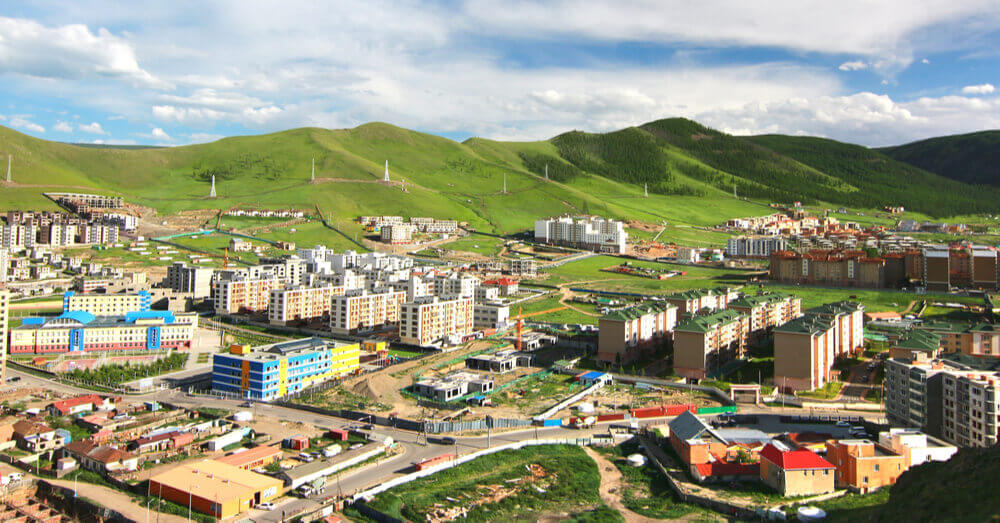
[216,445,283,470]
[130,431,195,453]
[61,441,138,474]
[482,278,519,296]
[759,443,835,496]
[46,395,117,417]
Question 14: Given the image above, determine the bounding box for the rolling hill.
[879,130,1000,187]
[1,118,997,242]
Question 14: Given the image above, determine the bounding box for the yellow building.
[212,337,360,400]
[62,290,152,316]
[148,459,283,519]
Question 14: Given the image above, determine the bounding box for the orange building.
[216,445,284,470]
[824,439,907,493]
[148,459,282,519]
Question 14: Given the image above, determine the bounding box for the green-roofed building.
[889,329,943,361]
[597,301,677,364]
[665,287,740,317]
[773,315,838,392]
[729,292,803,338]
[673,309,749,380]
[918,321,1000,358]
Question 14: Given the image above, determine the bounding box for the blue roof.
[581,371,607,380]
[58,311,96,324]
[21,317,46,326]
[124,311,175,324]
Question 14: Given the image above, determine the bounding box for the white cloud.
[695,91,1000,146]
[53,121,73,132]
[922,58,931,64]
[186,132,224,144]
[961,83,995,94]
[78,122,106,134]
[151,127,170,140]
[839,61,868,71]
[9,116,45,133]
[0,16,168,88]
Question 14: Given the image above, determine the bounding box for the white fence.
[533,382,605,421]
[351,438,592,502]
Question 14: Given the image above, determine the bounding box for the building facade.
[400,296,475,346]
[533,216,627,254]
[212,338,360,400]
[673,310,749,380]
[665,287,739,317]
[165,262,214,299]
[773,315,837,392]
[268,284,343,326]
[597,302,678,364]
[330,290,406,334]
[728,293,802,338]
[63,290,151,316]
[725,236,787,258]
[213,274,281,315]
[9,310,196,354]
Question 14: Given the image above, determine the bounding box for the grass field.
[533,255,748,295]
[442,234,507,256]
[516,294,599,325]
[366,445,602,521]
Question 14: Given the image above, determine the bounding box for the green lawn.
[367,445,602,521]
[797,381,845,400]
[515,294,598,325]
[441,234,507,256]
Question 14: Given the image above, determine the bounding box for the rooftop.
[601,301,676,322]
[674,309,743,333]
[773,315,835,335]
[761,444,834,470]
[150,459,282,501]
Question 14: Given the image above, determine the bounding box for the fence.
[533,381,605,421]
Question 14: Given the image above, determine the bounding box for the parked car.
[257,502,276,511]
[439,436,457,445]
[835,420,851,427]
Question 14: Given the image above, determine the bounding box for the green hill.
[879,130,1000,187]
[877,445,1000,521]
[746,134,1000,215]
[1,118,997,240]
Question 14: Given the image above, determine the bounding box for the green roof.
[892,330,942,352]
[806,300,864,317]
[773,315,835,335]
[601,301,676,322]
[674,309,743,333]
[666,287,737,301]
[729,293,793,309]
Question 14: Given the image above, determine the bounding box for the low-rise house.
[46,395,118,417]
[12,420,66,452]
[61,441,138,473]
[130,431,195,453]
[824,439,907,493]
[216,445,284,471]
[877,429,957,467]
[412,371,494,402]
[759,443,835,496]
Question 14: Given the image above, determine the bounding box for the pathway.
[47,477,187,523]
[583,447,660,523]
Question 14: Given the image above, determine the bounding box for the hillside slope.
[746,134,1000,215]
[879,445,1000,521]
[879,130,1000,187]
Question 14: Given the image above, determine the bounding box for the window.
[874,464,879,472]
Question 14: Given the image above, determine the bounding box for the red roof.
[483,278,518,286]
[760,444,834,470]
[49,394,105,414]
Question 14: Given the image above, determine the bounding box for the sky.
[0,1,999,147]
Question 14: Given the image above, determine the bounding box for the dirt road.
[583,447,661,523]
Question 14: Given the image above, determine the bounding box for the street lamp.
[188,483,197,522]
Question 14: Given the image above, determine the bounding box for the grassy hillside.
[879,130,1000,187]
[1,118,996,240]
[747,134,1000,215]
[878,445,1000,521]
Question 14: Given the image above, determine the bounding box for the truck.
[574,416,596,429]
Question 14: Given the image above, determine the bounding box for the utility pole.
[5,155,10,183]
[545,164,548,180]
[311,158,315,182]
[502,174,507,194]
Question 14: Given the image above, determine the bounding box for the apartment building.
[673,310,749,380]
[213,272,281,315]
[9,310,196,354]
[400,296,475,347]
[806,301,865,356]
[725,236,787,258]
[434,273,480,299]
[268,284,343,326]
[919,321,1000,358]
[63,290,152,315]
[165,262,214,299]
[212,337,360,400]
[380,224,414,244]
[884,354,1000,448]
[769,249,922,289]
[508,258,537,277]
[773,315,837,392]
[533,216,628,254]
[728,293,802,338]
[665,287,740,317]
[824,440,907,493]
[597,302,678,364]
[473,303,510,330]
[330,289,406,334]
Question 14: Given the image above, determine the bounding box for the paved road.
[1,367,884,521]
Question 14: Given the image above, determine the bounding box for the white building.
[725,236,787,257]
[473,303,510,331]
[165,262,214,299]
[877,429,957,467]
[400,296,475,346]
[268,284,343,326]
[534,216,627,254]
[330,289,406,334]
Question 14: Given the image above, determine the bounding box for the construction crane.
[223,247,229,269]
[513,305,568,351]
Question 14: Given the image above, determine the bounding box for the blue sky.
[0,1,998,147]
